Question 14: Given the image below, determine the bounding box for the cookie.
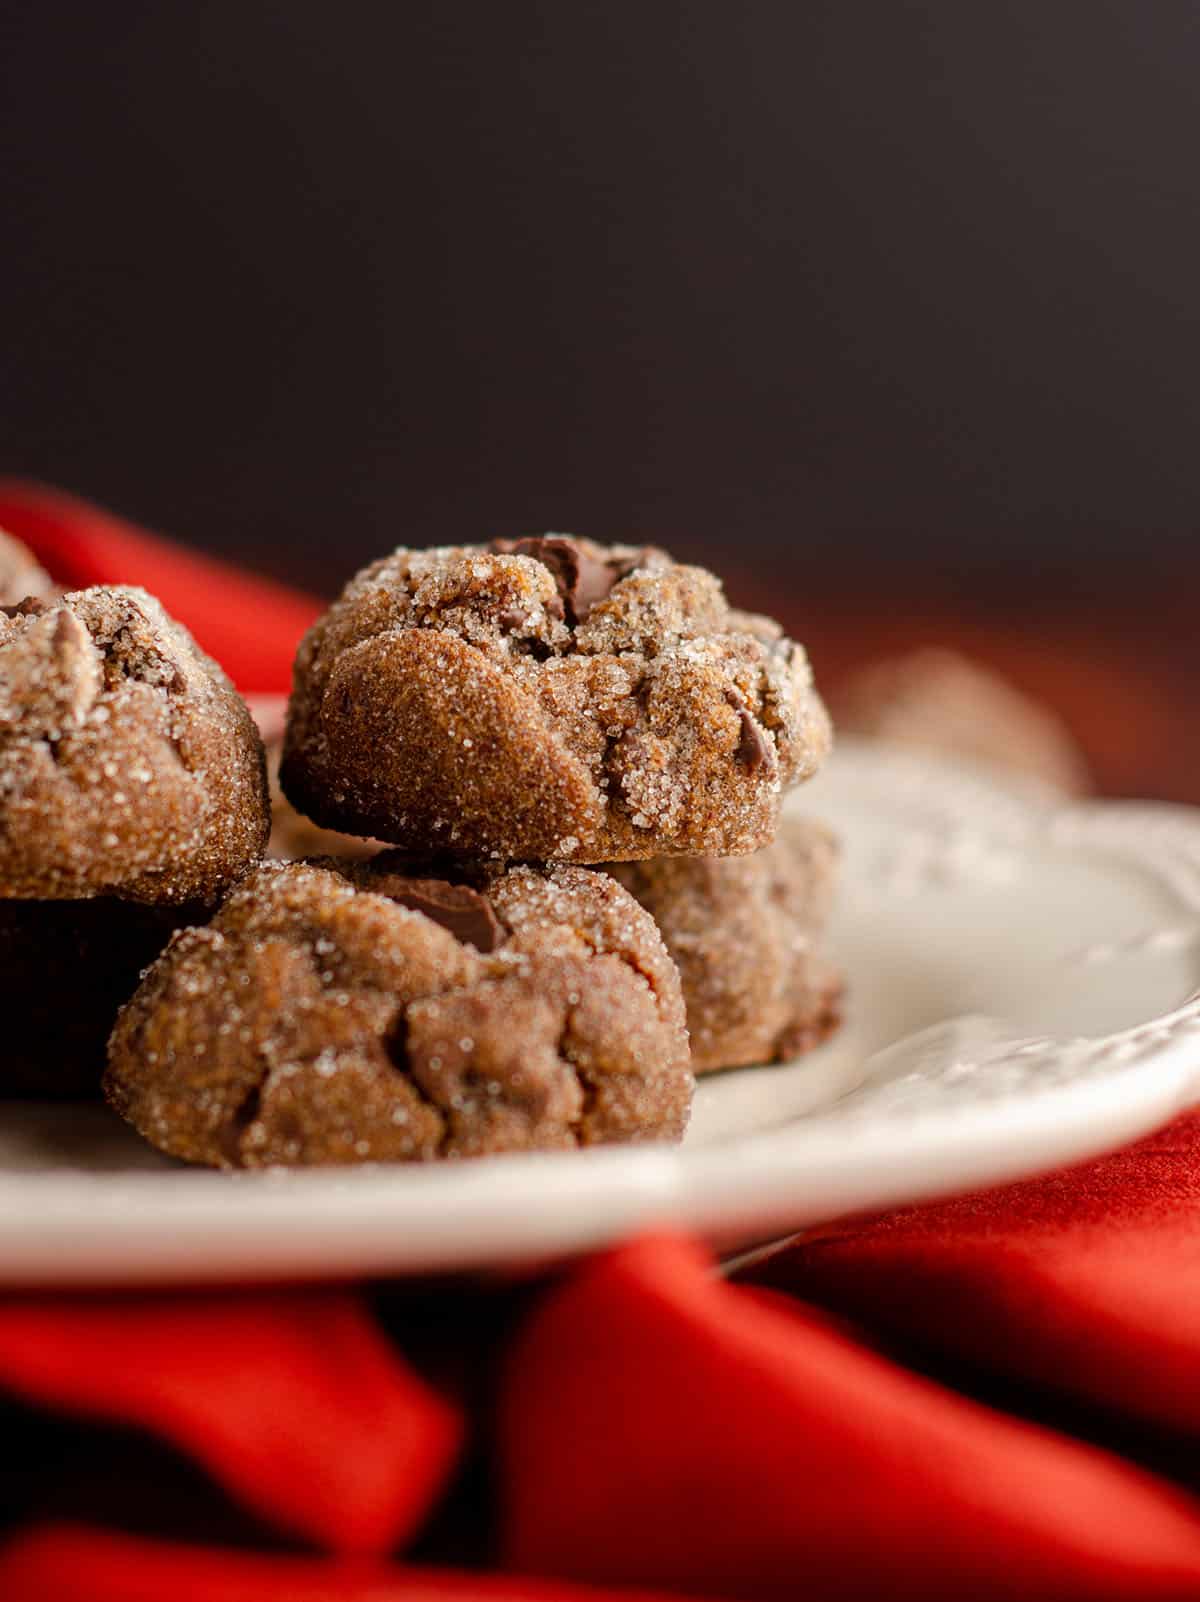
[0,527,55,607]
[0,898,202,1098]
[0,587,270,903]
[280,536,830,862]
[833,649,1090,796]
[607,816,843,1072]
[105,855,693,1167]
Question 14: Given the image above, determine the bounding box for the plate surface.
[5,740,1200,1285]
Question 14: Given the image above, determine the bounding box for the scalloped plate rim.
[2,732,1199,1284]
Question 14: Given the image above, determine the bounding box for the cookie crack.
[93,626,186,695]
[384,1008,453,1155]
[489,536,654,630]
[723,687,774,775]
[557,1007,590,1148]
[596,670,649,824]
[216,1080,263,1169]
[557,915,670,1026]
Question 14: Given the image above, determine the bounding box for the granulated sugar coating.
[104,857,693,1167]
[0,526,56,607]
[280,536,831,862]
[0,587,270,903]
[607,816,844,1073]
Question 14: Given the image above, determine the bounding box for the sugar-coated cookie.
[0,588,269,903]
[607,816,843,1072]
[105,856,693,1167]
[281,536,830,862]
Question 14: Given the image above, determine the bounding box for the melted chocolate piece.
[570,546,647,621]
[384,877,503,952]
[0,597,50,619]
[725,691,771,774]
[490,536,653,625]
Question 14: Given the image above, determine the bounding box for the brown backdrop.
[4,2,1198,795]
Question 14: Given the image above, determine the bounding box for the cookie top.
[280,536,831,862]
[0,587,270,903]
[607,815,842,1073]
[104,855,693,1167]
[0,527,56,607]
[833,649,1090,796]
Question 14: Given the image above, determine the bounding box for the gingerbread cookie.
[280,536,830,862]
[0,898,202,1097]
[0,587,270,903]
[833,649,1090,796]
[105,856,692,1167]
[607,816,843,1072]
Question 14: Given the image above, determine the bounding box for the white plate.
[5,740,1200,1285]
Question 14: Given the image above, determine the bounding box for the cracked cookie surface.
[607,816,844,1072]
[0,587,270,903]
[280,536,831,862]
[104,856,693,1167]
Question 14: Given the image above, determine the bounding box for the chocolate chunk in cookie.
[0,898,204,1098]
[104,856,693,1167]
[280,537,830,863]
[381,877,503,951]
[606,816,843,1073]
[489,537,659,625]
[0,587,270,903]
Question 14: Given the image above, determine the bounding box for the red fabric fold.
[0,1293,460,1555]
[0,1526,689,1602]
[7,480,1200,1600]
[499,1233,1200,1602]
[0,480,321,693]
[749,1108,1200,1438]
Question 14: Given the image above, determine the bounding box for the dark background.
[3,2,1199,791]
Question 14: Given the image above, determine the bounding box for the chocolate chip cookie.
[607,816,843,1072]
[0,587,270,903]
[280,536,830,862]
[105,855,693,1166]
[0,898,202,1097]
[833,649,1090,795]
[0,527,55,607]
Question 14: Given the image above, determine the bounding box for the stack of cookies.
[0,579,270,1095]
[2,529,843,1166]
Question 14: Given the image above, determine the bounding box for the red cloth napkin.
[5,486,1200,1601]
[0,480,321,694]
